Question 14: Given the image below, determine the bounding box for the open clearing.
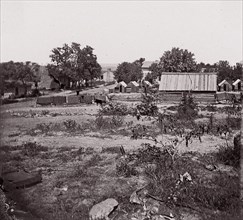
[0,94,241,220]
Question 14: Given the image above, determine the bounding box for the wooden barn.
[158,72,217,102]
[126,81,139,93]
[218,80,232,92]
[114,81,127,93]
[232,79,242,91]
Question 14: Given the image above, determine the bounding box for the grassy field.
[0,94,241,220]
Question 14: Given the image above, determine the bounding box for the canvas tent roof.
[218,79,230,86]
[159,72,217,92]
[232,79,241,86]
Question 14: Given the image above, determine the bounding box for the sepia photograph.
[0,0,242,219]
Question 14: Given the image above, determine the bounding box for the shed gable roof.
[232,79,241,86]
[118,81,127,87]
[218,79,230,86]
[128,81,139,87]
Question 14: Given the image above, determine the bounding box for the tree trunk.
[22,81,28,96]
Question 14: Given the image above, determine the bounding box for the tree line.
[144,47,242,84]
[0,44,242,96]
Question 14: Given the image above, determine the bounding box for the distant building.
[218,80,232,92]
[232,79,242,91]
[142,60,159,80]
[126,81,139,93]
[101,68,115,82]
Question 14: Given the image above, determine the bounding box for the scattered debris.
[205,164,217,171]
[179,172,192,182]
[2,169,42,191]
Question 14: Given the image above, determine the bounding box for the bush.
[177,93,198,120]
[215,139,240,168]
[35,123,52,134]
[135,143,240,215]
[95,114,124,130]
[99,102,131,116]
[226,114,241,130]
[63,119,80,131]
[21,142,48,157]
[136,91,158,116]
[116,160,137,177]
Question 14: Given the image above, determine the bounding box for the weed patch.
[99,102,132,116]
[94,114,124,130]
[214,138,240,168]
[116,160,138,177]
[21,142,49,157]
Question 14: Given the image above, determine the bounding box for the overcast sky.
[1,0,242,66]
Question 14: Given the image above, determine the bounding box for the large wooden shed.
[158,72,217,102]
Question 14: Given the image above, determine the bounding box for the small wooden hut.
[218,80,232,92]
[232,79,242,91]
[126,81,139,93]
[114,81,127,93]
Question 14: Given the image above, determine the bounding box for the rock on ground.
[89,198,118,220]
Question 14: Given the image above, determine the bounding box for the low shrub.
[94,114,124,130]
[133,143,240,216]
[21,142,49,157]
[116,160,137,177]
[215,139,240,168]
[35,122,52,134]
[63,119,80,131]
[99,102,132,116]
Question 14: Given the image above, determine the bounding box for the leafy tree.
[0,61,40,95]
[159,47,197,72]
[146,62,161,83]
[114,59,144,83]
[196,62,217,73]
[232,62,243,80]
[48,42,101,88]
[216,60,233,83]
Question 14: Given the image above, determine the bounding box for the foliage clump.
[99,102,132,116]
[215,133,241,168]
[21,142,48,157]
[95,114,124,130]
[177,93,198,120]
[136,88,158,116]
